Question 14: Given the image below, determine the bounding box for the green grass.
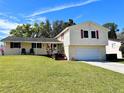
[119,61,124,64]
[0,56,124,93]
[114,59,124,64]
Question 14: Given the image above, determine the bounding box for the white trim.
[55,27,69,38]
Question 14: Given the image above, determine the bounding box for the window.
[81,30,89,38]
[10,42,21,48]
[91,31,99,39]
[112,43,116,48]
[32,43,36,48]
[32,43,42,48]
[91,31,96,38]
[84,31,88,38]
[37,43,42,48]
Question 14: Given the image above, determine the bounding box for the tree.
[51,19,76,37]
[10,19,76,38]
[10,29,20,37]
[10,25,23,37]
[117,28,124,57]
[68,19,76,26]
[52,20,64,37]
[103,23,119,39]
[119,43,124,57]
[62,19,76,28]
[22,24,32,37]
[32,22,40,38]
[37,22,45,38]
[117,28,124,40]
[43,20,52,38]
[10,24,32,37]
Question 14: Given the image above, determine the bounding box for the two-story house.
[56,22,109,61]
[1,22,109,61]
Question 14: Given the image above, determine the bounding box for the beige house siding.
[4,42,20,55]
[4,42,48,55]
[57,30,70,46]
[57,30,71,59]
[21,43,31,49]
[70,23,108,45]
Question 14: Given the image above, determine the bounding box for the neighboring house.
[55,22,109,61]
[1,21,109,61]
[106,39,123,59]
[1,37,62,55]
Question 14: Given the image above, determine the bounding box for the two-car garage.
[69,45,106,61]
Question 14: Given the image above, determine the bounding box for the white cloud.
[0,19,19,30]
[0,12,20,38]
[75,14,83,19]
[0,29,10,34]
[0,19,20,38]
[28,0,100,17]
[0,35,4,38]
[0,29,10,39]
[0,12,20,22]
[8,16,20,22]
[27,16,47,23]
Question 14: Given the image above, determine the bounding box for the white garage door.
[75,48,101,60]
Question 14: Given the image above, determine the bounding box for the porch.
[4,42,64,55]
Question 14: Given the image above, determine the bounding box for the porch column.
[36,42,37,55]
[20,42,22,55]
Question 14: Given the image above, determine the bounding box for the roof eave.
[2,40,63,44]
[55,27,69,38]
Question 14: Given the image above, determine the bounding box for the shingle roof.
[1,36,62,43]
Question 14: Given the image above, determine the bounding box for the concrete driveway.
[83,61,124,74]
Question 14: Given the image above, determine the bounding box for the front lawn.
[114,59,124,64]
[0,56,124,93]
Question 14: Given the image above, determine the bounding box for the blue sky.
[0,0,124,39]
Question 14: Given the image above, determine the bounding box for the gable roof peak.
[55,21,110,38]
